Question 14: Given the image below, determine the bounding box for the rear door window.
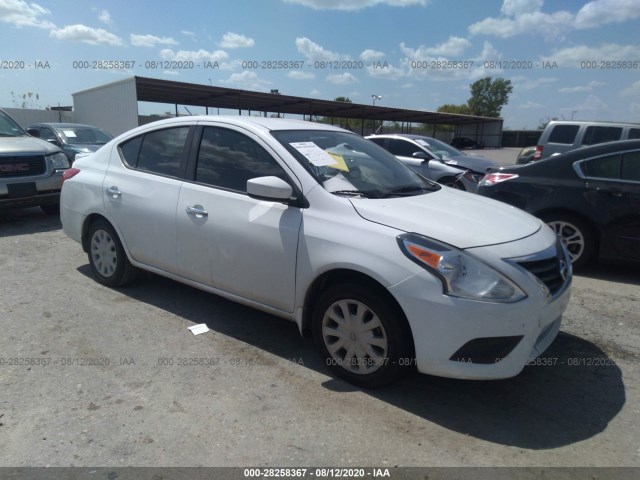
[628,129,640,140]
[581,154,622,179]
[583,126,623,146]
[548,125,579,144]
[118,127,190,177]
[621,151,640,182]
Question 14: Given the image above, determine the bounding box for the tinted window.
[136,127,189,177]
[628,129,640,140]
[548,125,579,144]
[195,127,286,192]
[40,127,58,142]
[368,137,386,147]
[583,126,623,146]
[622,151,640,182]
[119,135,143,167]
[581,154,621,179]
[387,139,426,157]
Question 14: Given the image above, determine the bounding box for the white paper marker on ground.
[188,324,210,335]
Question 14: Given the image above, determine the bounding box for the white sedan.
[61,116,571,388]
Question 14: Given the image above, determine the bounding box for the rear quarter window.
[548,125,579,144]
[582,126,623,146]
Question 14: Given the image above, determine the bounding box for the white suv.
[61,116,571,388]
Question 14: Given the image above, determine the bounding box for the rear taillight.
[62,167,81,184]
[481,172,519,186]
[532,145,543,161]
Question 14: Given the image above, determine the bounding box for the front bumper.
[0,171,64,209]
[389,228,571,379]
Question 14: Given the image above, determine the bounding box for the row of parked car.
[0,109,112,213]
[2,108,637,387]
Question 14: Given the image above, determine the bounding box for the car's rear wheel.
[542,213,596,268]
[312,283,413,388]
[87,219,136,287]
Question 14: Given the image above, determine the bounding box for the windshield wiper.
[382,184,439,196]
[330,189,383,198]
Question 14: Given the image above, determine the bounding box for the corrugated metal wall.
[2,108,74,128]
[72,77,138,137]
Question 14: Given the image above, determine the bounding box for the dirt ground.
[0,207,638,471]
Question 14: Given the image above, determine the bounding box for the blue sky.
[1,0,639,129]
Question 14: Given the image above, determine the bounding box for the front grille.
[0,155,46,178]
[516,254,566,296]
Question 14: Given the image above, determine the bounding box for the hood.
[0,135,62,155]
[442,154,497,173]
[67,143,104,153]
[349,188,541,249]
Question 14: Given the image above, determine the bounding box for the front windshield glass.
[0,111,26,137]
[415,137,463,158]
[55,126,113,145]
[272,130,440,198]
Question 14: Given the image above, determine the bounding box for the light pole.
[371,95,382,134]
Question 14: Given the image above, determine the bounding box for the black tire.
[312,283,413,389]
[41,203,60,215]
[541,212,596,268]
[439,176,465,190]
[86,219,137,287]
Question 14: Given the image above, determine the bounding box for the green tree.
[467,77,513,118]
[10,91,41,109]
[437,104,472,116]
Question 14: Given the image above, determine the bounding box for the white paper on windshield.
[63,130,77,137]
[290,142,337,167]
[188,323,210,335]
[415,139,431,147]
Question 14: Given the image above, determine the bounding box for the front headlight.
[397,233,527,303]
[47,152,69,170]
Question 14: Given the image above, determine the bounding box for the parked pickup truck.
[0,109,70,214]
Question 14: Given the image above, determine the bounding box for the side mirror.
[247,176,293,202]
[412,151,429,160]
[46,138,61,147]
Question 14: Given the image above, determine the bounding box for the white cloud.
[50,24,123,45]
[181,30,196,38]
[0,0,55,28]
[366,63,404,80]
[510,76,558,91]
[471,0,640,41]
[223,71,272,91]
[424,36,471,56]
[309,89,321,96]
[501,0,543,16]
[621,80,640,97]
[288,70,315,80]
[475,41,501,62]
[541,43,639,67]
[219,32,255,48]
[326,72,358,84]
[282,0,428,10]
[131,34,178,47]
[98,9,112,25]
[360,49,385,61]
[559,86,593,93]
[575,0,640,29]
[160,48,229,62]
[295,37,347,61]
[517,100,544,109]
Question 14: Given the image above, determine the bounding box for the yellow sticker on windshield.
[326,152,349,172]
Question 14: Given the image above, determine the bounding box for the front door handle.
[185,205,208,218]
[106,186,121,198]
[596,188,625,198]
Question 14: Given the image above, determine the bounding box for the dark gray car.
[27,123,113,163]
[0,110,70,214]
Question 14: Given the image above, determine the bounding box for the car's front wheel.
[87,219,136,287]
[542,213,596,268]
[312,283,413,388]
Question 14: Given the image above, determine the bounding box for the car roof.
[367,133,434,141]
[130,115,351,133]
[28,123,105,129]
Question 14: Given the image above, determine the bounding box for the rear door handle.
[106,186,121,198]
[185,205,208,218]
[596,189,625,198]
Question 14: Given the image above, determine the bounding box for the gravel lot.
[1,203,639,470]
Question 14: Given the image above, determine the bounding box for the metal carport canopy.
[133,76,498,126]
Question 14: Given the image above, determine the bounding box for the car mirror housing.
[247,176,294,202]
[412,151,429,160]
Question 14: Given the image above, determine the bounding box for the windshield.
[272,130,440,198]
[55,126,113,145]
[0,111,27,137]
[414,137,463,159]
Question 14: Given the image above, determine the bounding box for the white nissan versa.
[61,116,572,388]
